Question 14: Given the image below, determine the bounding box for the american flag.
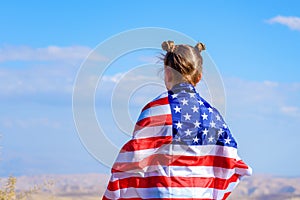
[103,82,252,200]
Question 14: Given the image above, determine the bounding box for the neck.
[167,80,194,90]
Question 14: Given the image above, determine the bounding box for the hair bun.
[161,40,175,52]
[195,42,206,52]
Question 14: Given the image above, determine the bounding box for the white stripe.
[110,165,250,181]
[133,125,173,139]
[116,145,239,163]
[104,181,238,199]
[138,104,171,122]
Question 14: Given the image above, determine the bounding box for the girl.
[103,41,252,200]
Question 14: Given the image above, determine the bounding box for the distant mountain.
[5,174,300,200]
[229,175,300,200]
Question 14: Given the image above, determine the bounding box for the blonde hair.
[161,40,205,85]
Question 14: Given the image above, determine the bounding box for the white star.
[202,128,209,136]
[223,123,227,129]
[193,120,201,128]
[184,129,192,136]
[183,113,191,120]
[175,121,182,129]
[193,136,199,143]
[210,120,216,128]
[218,128,224,136]
[201,112,208,120]
[171,93,178,99]
[174,106,181,113]
[181,98,188,105]
[190,93,196,98]
[224,137,231,144]
[208,136,214,142]
[175,137,181,142]
[208,107,213,113]
[198,100,204,105]
[216,115,221,121]
[191,105,199,113]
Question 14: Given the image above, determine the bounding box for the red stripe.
[142,97,169,112]
[170,155,249,169]
[112,154,248,173]
[107,174,239,191]
[235,159,250,169]
[223,192,231,199]
[134,114,172,131]
[120,136,173,152]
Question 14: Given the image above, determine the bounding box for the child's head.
[161,40,205,90]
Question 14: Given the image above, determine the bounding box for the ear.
[194,73,202,85]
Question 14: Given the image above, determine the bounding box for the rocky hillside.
[229,175,300,200]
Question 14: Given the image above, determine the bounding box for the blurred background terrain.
[1,174,299,200]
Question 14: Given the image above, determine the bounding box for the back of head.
[161,40,205,86]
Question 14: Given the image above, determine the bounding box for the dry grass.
[0,174,107,200]
[0,176,17,200]
[0,176,54,200]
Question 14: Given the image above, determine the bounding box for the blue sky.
[0,1,300,176]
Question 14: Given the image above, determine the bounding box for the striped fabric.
[103,83,252,200]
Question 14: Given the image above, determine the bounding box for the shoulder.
[152,91,169,101]
[134,91,172,133]
[141,91,169,112]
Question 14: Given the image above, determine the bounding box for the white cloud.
[0,64,75,96]
[102,73,125,83]
[0,45,107,62]
[263,80,278,87]
[224,77,300,120]
[267,15,300,31]
[280,106,300,116]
